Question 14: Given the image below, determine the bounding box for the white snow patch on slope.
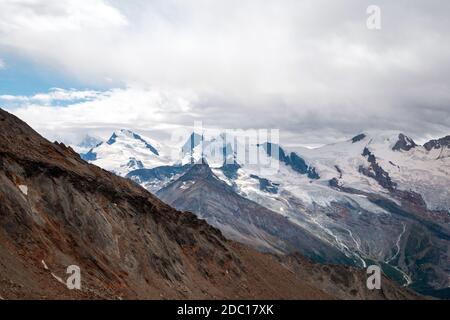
[18,185,28,195]
[41,260,49,270]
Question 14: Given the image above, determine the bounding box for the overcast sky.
[0,0,449,146]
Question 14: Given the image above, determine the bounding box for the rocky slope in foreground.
[0,109,417,299]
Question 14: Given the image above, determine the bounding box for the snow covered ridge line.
[76,125,450,212]
[80,121,311,176]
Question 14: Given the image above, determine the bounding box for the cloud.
[0,58,4,69]
[0,0,127,32]
[4,87,199,144]
[4,86,449,148]
[0,0,450,144]
[0,88,102,104]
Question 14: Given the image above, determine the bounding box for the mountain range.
[0,108,422,299]
[78,126,450,299]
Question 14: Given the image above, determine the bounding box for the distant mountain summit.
[106,129,159,155]
[80,129,167,176]
[392,133,417,151]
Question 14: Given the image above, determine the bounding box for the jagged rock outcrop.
[261,142,320,179]
[424,135,450,151]
[351,133,366,143]
[359,147,397,191]
[392,134,417,151]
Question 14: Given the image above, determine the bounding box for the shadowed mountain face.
[0,109,418,299]
[424,135,450,151]
[157,163,355,265]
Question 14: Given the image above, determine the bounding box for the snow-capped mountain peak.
[80,129,169,176]
[106,129,159,155]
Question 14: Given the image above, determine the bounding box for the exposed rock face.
[249,174,279,194]
[351,133,366,143]
[424,135,450,151]
[261,142,320,179]
[359,147,397,191]
[80,148,97,161]
[392,134,417,151]
[0,108,418,300]
[220,162,241,180]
